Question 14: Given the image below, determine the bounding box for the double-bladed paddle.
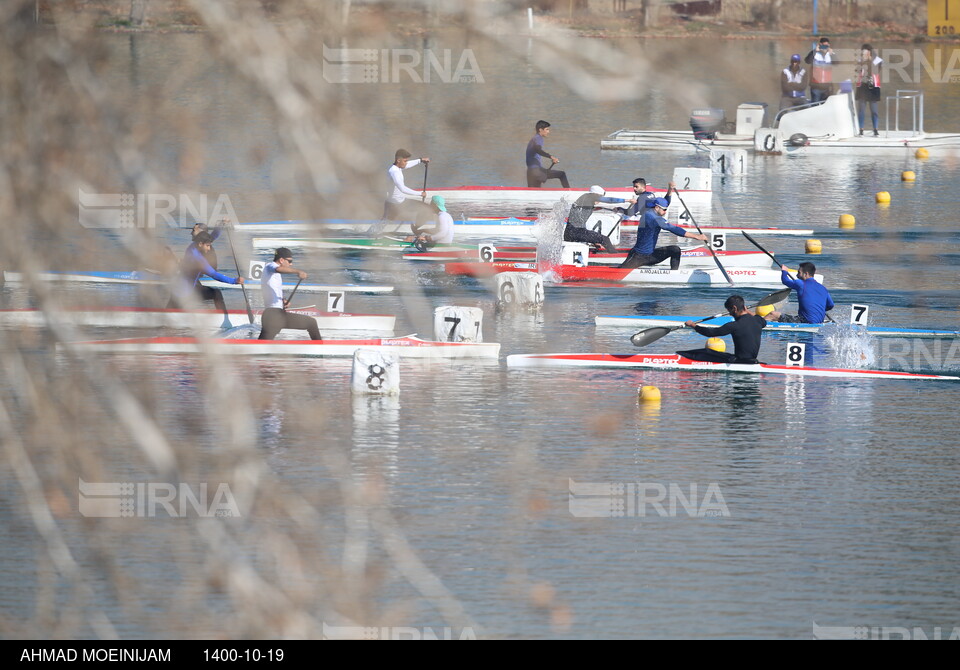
[673,189,734,286]
[629,288,792,347]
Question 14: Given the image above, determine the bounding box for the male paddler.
[525,120,569,188]
[411,195,454,249]
[618,198,707,270]
[563,185,631,253]
[167,231,244,323]
[768,262,834,324]
[679,295,767,364]
[258,247,321,341]
[383,149,430,224]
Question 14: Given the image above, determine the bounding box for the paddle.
[224,223,254,325]
[629,288,792,348]
[284,277,303,310]
[421,160,429,202]
[741,231,837,324]
[673,190,734,286]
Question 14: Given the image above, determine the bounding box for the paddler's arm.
[780,266,802,290]
[274,265,308,307]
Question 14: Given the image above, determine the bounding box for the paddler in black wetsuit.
[564,185,631,254]
[678,295,767,364]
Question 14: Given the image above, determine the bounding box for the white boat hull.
[0,307,395,331]
[66,335,499,359]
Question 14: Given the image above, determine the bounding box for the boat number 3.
[366,364,386,390]
[786,343,806,367]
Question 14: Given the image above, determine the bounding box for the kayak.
[594,314,960,339]
[405,247,772,267]
[240,217,812,237]
[0,307,396,331]
[506,352,960,381]
[66,335,499,359]
[251,237,476,252]
[1,271,393,294]
[444,262,818,287]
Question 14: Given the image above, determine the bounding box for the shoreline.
[35,3,960,44]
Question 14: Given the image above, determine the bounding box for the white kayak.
[506,352,960,381]
[1,271,393,294]
[243,218,812,238]
[594,315,960,339]
[445,262,819,287]
[0,307,395,331]
[66,335,499,359]
[405,247,773,268]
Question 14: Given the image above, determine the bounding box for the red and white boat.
[444,262,814,287]
[422,185,708,205]
[506,352,960,381]
[66,335,499,359]
[405,247,771,267]
[0,307,395,331]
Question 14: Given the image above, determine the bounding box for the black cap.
[275,247,293,261]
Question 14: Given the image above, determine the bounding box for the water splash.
[534,198,570,272]
[821,321,877,368]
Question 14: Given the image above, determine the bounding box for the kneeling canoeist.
[382,149,430,225]
[769,262,834,324]
[411,196,455,249]
[680,295,767,364]
[167,231,244,321]
[258,247,321,341]
[619,198,707,270]
[564,185,631,254]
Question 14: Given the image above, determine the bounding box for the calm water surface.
[2,32,960,639]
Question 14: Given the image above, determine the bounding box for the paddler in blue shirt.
[619,198,707,270]
[769,262,834,323]
[167,231,244,321]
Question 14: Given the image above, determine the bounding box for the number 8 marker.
[786,343,805,367]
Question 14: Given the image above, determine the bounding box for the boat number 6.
[366,364,386,391]
[248,261,264,280]
[500,281,515,303]
[479,244,497,263]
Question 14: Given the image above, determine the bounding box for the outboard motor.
[690,108,725,140]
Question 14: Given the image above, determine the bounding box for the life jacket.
[782,67,806,98]
[811,52,832,84]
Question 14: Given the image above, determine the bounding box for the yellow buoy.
[838,214,856,228]
[706,337,726,353]
[756,304,775,318]
[638,385,661,402]
[915,148,929,159]
[876,191,891,203]
[805,238,822,254]
[902,170,916,182]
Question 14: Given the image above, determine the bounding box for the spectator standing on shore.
[855,43,883,136]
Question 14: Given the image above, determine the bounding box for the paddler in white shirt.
[257,247,322,341]
[410,196,455,250]
[382,148,430,224]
